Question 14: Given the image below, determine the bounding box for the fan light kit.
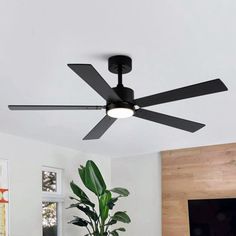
[107,107,134,119]
[8,55,228,140]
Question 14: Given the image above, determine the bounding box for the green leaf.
[110,188,130,197]
[67,202,81,209]
[93,231,100,236]
[99,190,112,222]
[78,165,86,185]
[70,181,95,208]
[110,231,119,236]
[112,212,131,223]
[105,219,117,226]
[110,228,125,236]
[116,228,126,232]
[107,197,118,210]
[67,203,96,219]
[70,181,89,200]
[69,196,80,201]
[81,199,95,208]
[110,228,126,236]
[84,160,106,196]
[68,216,89,227]
[77,205,99,221]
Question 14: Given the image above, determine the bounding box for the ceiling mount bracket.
[108,55,132,75]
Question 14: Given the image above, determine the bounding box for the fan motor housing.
[106,85,135,118]
[106,102,134,112]
[113,86,134,104]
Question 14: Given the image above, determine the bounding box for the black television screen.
[188,198,236,236]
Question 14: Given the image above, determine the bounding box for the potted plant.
[68,160,131,236]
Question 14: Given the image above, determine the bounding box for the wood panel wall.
[161,143,236,236]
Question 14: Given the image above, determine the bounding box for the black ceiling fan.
[8,55,228,140]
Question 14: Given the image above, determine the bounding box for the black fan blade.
[135,79,228,107]
[134,109,205,132]
[68,64,122,102]
[83,115,116,140]
[8,105,105,110]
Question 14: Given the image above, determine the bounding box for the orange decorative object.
[0,189,8,203]
[0,188,8,236]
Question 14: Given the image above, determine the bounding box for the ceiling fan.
[8,55,228,140]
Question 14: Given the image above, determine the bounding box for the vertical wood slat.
[161,143,236,236]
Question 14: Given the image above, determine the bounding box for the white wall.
[0,132,111,236]
[0,131,162,236]
[111,152,162,236]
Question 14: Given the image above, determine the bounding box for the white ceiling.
[0,0,236,157]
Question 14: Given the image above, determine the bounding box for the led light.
[107,107,134,119]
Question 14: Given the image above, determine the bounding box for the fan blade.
[68,64,122,102]
[135,79,228,107]
[83,115,116,140]
[134,109,205,132]
[8,105,105,110]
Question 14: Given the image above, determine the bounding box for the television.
[188,198,236,236]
